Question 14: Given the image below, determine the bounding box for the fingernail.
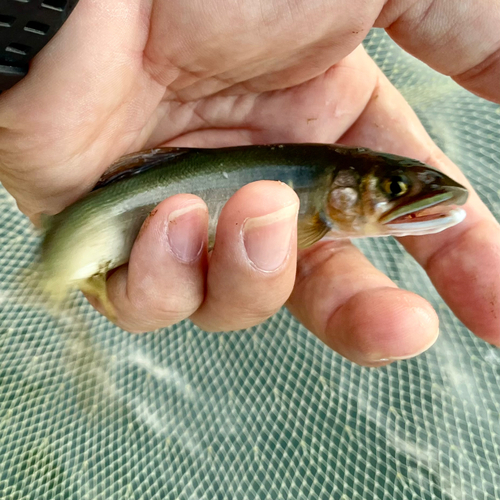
[167,203,207,263]
[243,203,298,272]
[369,329,440,363]
[388,331,439,361]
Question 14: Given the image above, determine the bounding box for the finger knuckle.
[128,287,202,324]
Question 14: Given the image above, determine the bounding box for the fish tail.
[14,261,72,315]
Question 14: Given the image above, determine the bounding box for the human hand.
[0,0,499,365]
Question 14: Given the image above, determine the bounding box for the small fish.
[35,144,468,318]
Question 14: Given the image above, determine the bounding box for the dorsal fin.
[93,147,192,190]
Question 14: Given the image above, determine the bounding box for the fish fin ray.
[297,213,330,249]
[79,273,117,322]
[93,147,193,190]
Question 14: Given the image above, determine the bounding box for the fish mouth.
[380,187,468,237]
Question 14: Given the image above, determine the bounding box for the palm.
[152,54,374,150]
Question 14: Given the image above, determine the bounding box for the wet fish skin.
[37,143,468,316]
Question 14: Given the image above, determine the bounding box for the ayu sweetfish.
[37,143,468,318]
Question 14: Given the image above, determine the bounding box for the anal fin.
[79,273,117,322]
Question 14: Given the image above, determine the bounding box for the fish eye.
[383,175,409,197]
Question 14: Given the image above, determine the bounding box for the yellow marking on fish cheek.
[361,174,389,221]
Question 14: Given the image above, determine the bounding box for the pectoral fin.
[297,213,330,249]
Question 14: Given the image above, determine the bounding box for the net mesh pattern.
[1,30,500,499]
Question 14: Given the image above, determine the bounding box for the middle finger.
[191,180,299,332]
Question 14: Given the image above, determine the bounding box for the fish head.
[323,150,469,238]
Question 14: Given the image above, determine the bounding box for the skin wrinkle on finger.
[418,219,500,272]
[453,47,500,104]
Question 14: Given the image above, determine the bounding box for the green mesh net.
[1,29,500,499]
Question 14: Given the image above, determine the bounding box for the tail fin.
[13,259,73,316]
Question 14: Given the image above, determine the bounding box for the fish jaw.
[322,185,468,239]
[382,206,466,237]
[379,186,468,237]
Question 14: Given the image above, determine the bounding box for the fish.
[34,143,468,319]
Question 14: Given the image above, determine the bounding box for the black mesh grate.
[0,0,79,90]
